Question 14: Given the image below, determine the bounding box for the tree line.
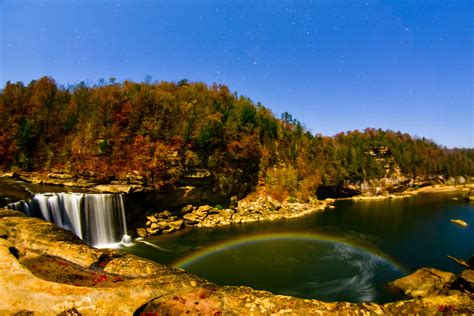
[1,77,472,200]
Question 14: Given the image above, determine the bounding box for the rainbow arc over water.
[172,231,408,274]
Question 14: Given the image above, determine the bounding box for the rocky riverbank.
[350,183,474,201]
[1,208,472,314]
[137,196,333,238]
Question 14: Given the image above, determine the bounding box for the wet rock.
[390,268,456,298]
[137,228,147,238]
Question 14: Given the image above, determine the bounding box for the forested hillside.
[1,77,472,200]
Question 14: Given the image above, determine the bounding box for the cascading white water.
[61,193,84,239]
[7,192,131,248]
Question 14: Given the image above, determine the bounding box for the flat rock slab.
[0,209,473,314]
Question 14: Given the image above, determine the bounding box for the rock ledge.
[0,209,473,315]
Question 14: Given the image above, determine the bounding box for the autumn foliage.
[0,77,472,199]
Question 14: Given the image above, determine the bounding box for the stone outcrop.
[138,196,332,237]
[0,210,474,315]
[390,268,456,298]
[1,209,473,314]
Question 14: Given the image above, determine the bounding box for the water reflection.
[120,192,473,303]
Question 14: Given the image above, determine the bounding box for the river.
[120,193,474,303]
[2,179,472,303]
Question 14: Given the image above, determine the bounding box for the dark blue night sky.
[1,0,472,147]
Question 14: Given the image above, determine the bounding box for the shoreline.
[137,197,334,238]
[2,171,473,238]
[349,184,473,201]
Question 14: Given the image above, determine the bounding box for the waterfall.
[7,192,131,248]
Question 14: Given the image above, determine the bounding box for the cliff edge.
[0,209,472,315]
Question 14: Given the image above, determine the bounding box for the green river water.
[120,192,474,303]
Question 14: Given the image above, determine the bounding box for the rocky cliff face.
[0,209,473,314]
[1,169,258,229]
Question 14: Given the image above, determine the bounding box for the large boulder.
[137,228,147,238]
[390,268,456,298]
[183,213,198,225]
[180,204,194,215]
[219,209,234,220]
[169,219,184,230]
[146,215,158,223]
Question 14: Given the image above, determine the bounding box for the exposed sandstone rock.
[219,208,234,220]
[390,268,456,298]
[93,184,133,193]
[451,219,469,228]
[137,228,147,238]
[157,221,169,230]
[146,228,160,235]
[146,215,158,223]
[183,213,198,224]
[169,219,184,230]
[0,209,473,314]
